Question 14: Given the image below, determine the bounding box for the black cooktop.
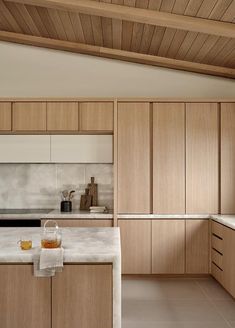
[0,209,52,214]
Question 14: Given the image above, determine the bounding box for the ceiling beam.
[3,0,235,38]
[0,31,234,79]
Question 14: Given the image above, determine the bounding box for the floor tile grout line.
[195,279,233,328]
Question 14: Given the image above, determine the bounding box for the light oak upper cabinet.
[0,265,51,328]
[153,103,185,214]
[152,220,185,274]
[118,220,151,274]
[186,220,209,274]
[221,103,235,214]
[79,102,113,132]
[0,102,11,131]
[47,102,79,131]
[186,103,219,214]
[13,102,47,131]
[117,102,151,213]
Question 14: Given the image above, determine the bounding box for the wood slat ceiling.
[0,0,235,78]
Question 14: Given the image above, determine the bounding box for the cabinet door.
[118,220,151,274]
[47,102,78,131]
[13,102,46,131]
[223,226,235,298]
[0,135,50,163]
[0,102,11,131]
[0,265,51,328]
[51,135,113,163]
[152,220,185,274]
[118,102,151,213]
[153,103,185,214]
[221,103,235,214]
[186,103,219,214]
[41,219,112,227]
[52,265,112,328]
[186,220,209,273]
[79,102,113,131]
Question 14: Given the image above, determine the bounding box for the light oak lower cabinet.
[152,220,185,274]
[186,220,209,274]
[52,264,112,328]
[41,219,112,227]
[0,102,11,131]
[118,219,151,274]
[0,265,51,328]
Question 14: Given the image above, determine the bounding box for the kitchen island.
[0,227,121,328]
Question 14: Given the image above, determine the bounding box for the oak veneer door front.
[153,103,185,214]
[0,265,51,328]
[52,264,112,328]
[186,220,209,273]
[13,102,47,131]
[118,219,151,274]
[47,102,79,131]
[117,102,151,213]
[221,103,235,214]
[0,102,11,131]
[152,220,185,274]
[79,102,114,131]
[186,103,219,214]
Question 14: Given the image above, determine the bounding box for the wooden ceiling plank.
[209,0,233,21]
[4,2,33,34]
[183,33,208,61]
[0,30,234,78]
[0,10,12,31]
[69,12,85,43]
[112,0,123,50]
[101,0,113,48]
[121,0,135,51]
[14,3,41,36]
[172,0,191,15]
[25,5,50,37]
[139,0,162,54]
[222,48,235,68]
[148,26,165,55]
[4,0,235,38]
[91,15,103,46]
[79,13,95,44]
[193,35,219,62]
[221,1,235,22]
[212,38,235,66]
[0,0,22,32]
[46,9,67,40]
[58,10,77,42]
[36,7,59,38]
[130,0,149,52]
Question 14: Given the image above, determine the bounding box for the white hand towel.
[33,247,64,277]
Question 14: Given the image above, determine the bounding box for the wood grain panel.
[118,219,151,274]
[42,219,112,227]
[186,103,219,214]
[0,0,22,32]
[186,220,209,273]
[0,264,51,328]
[153,103,185,214]
[13,102,47,131]
[47,9,67,40]
[0,102,11,131]
[69,12,85,43]
[221,103,235,214]
[152,219,185,274]
[25,4,50,37]
[47,102,78,131]
[222,225,235,298]
[52,265,112,328]
[79,102,113,131]
[117,102,151,213]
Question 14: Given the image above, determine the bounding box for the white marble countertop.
[211,215,235,230]
[118,214,211,219]
[42,209,113,219]
[0,227,121,328]
[0,209,113,220]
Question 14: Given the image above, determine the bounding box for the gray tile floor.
[122,276,235,328]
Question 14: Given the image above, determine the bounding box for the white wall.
[0,41,234,98]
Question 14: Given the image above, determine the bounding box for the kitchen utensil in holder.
[61,200,72,212]
[41,220,62,249]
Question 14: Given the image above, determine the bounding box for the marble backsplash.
[0,164,113,210]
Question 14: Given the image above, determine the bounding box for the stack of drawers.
[211,221,224,284]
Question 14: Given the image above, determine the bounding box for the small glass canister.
[41,220,62,249]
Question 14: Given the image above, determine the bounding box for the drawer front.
[211,262,223,284]
[211,221,224,239]
[211,234,223,253]
[211,248,223,269]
